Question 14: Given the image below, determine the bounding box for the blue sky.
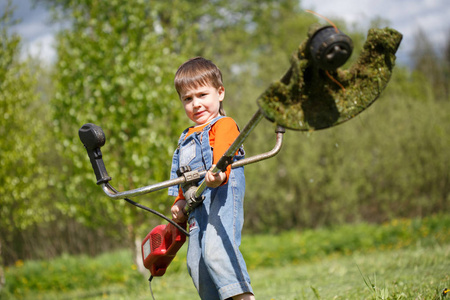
[8,0,450,67]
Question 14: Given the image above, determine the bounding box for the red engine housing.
[141,222,187,277]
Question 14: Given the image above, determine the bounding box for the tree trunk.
[135,236,146,275]
[128,224,146,276]
[0,240,5,291]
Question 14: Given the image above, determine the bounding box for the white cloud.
[21,33,56,63]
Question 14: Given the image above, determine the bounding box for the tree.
[0,0,55,281]
[411,28,449,100]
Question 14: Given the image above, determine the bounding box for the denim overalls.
[168,116,253,300]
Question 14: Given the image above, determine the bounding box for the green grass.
[2,214,449,299]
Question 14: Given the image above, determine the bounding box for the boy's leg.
[187,198,222,299]
[232,293,256,300]
[204,169,253,299]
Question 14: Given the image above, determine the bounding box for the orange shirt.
[174,117,240,203]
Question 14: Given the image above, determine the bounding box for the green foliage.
[240,213,450,269]
[0,1,58,268]
[0,1,51,230]
[1,214,448,299]
[50,0,192,235]
[411,29,449,101]
[2,250,141,299]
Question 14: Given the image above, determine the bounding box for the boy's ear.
[218,86,225,101]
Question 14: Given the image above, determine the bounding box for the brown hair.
[175,57,226,116]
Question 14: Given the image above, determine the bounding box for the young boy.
[169,57,255,300]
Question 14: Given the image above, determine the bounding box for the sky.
[8,0,450,67]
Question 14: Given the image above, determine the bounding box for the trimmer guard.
[257,26,403,131]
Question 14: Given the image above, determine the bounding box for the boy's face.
[180,85,224,126]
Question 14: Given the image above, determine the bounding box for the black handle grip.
[79,123,106,150]
[79,123,112,185]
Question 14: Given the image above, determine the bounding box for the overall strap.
[176,116,226,145]
[202,115,227,133]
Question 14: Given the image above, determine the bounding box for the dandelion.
[15,260,24,268]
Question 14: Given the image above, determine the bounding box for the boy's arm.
[171,188,187,222]
[209,117,240,185]
[171,187,187,222]
[171,199,187,222]
[205,168,227,188]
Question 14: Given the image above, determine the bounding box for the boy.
[169,57,255,300]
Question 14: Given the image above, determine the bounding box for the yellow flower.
[15,260,24,268]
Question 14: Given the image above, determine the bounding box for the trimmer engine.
[142,222,187,277]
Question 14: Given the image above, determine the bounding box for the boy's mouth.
[194,111,205,118]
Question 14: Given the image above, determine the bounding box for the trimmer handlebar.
[79,121,284,200]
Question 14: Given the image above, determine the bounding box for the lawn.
[146,244,449,300]
[2,214,449,299]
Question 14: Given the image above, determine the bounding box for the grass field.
[2,214,449,299]
[139,244,450,300]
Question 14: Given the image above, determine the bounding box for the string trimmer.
[79,23,402,284]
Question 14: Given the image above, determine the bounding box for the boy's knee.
[203,239,221,267]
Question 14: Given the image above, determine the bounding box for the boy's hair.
[175,57,226,116]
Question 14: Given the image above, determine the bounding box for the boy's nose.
[192,97,201,108]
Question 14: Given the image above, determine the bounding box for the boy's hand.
[171,200,188,223]
[205,165,226,188]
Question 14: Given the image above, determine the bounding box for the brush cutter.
[79,24,402,278]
